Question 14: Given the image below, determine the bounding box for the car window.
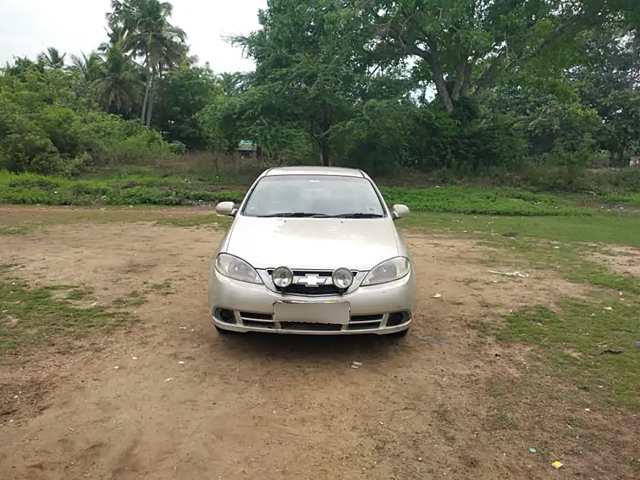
[241,175,386,218]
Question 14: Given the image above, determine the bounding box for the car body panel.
[207,262,417,334]
[225,217,402,271]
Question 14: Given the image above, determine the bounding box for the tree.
[91,42,142,115]
[2,56,46,79]
[106,0,189,126]
[38,47,67,70]
[153,65,223,149]
[68,51,104,100]
[219,71,252,96]
[231,0,371,165]
[346,0,635,114]
[569,25,640,164]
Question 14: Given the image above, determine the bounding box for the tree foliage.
[215,0,640,173]
[0,67,170,175]
[3,0,640,181]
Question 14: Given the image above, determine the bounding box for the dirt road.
[0,208,638,479]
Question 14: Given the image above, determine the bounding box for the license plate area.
[273,301,350,324]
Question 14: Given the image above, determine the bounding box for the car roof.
[263,166,365,178]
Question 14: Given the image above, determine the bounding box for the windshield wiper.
[257,212,331,218]
[328,213,384,218]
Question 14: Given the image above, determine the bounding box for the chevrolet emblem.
[299,274,322,287]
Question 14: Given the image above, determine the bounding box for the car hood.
[224,216,401,271]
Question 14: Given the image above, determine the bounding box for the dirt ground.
[590,245,640,278]
[0,208,638,480]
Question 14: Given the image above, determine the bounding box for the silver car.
[207,166,417,336]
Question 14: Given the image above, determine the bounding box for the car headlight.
[215,253,263,284]
[272,266,293,288]
[332,268,354,289]
[361,257,411,286]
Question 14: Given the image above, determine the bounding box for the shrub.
[0,69,174,176]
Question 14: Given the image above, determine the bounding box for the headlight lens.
[361,257,411,286]
[272,266,293,288]
[332,267,354,289]
[215,253,262,284]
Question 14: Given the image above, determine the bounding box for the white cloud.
[0,0,267,73]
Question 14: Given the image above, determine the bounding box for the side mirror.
[216,201,237,217]
[391,204,410,220]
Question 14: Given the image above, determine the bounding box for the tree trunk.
[141,55,151,126]
[146,75,156,127]
[451,56,469,102]
[213,151,220,177]
[631,31,638,92]
[433,64,454,113]
[233,151,239,173]
[320,139,330,166]
[141,79,151,126]
[410,42,454,113]
[426,39,454,113]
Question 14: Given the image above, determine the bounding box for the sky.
[0,0,267,73]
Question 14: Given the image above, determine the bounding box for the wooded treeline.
[1,0,640,184]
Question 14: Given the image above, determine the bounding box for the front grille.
[279,322,343,332]
[239,311,274,329]
[232,310,387,332]
[267,269,358,296]
[239,311,272,321]
[279,284,343,296]
[243,319,276,329]
[348,314,383,330]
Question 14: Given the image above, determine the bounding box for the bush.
[0,68,173,176]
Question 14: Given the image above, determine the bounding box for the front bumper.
[208,268,417,335]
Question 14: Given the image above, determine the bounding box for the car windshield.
[241,175,386,218]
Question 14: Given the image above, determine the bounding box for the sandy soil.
[590,245,640,278]
[0,208,638,480]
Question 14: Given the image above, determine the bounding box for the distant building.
[630,156,640,167]
[237,140,257,152]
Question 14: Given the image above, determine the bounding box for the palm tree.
[91,42,142,115]
[69,51,103,83]
[106,0,189,126]
[69,51,104,100]
[98,25,127,54]
[38,47,66,69]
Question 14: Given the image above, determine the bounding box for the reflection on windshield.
[242,175,386,218]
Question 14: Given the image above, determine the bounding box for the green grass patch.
[112,290,146,308]
[599,192,640,205]
[0,171,245,206]
[397,209,640,412]
[157,214,232,228]
[498,299,640,411]
[148,280,173,295]
[64,287,95,301]
[382,186,594,216]
[398,211,640,247]
[0,225,31,236]
[2,171,632,216]
[0,280,132,362]
[429,210,640,412]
